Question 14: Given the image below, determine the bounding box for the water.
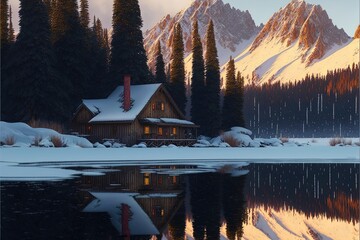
[1,163,359,239]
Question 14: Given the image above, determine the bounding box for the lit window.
[152,103,155,110]
[158,127,163,136]
[172,127,177,135]
[144,126,150,134]
[172,176,177,184]
[143,173,150,186]
[161,102,165,111]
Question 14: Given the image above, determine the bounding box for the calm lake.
[1,163,359,240]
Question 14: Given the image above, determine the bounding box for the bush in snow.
[103,141,112,148]
[39,138,55,148]
[222,134,240,147]
[112,143,126,148]
[329,138,342,146]
[132,142,147,148]
[0,122,93,148]
[50,135,64,148]
[93,142,106,148]
[3,135,15,146]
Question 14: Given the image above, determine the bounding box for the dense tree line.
[1,0,148,125]
[244,64,359,137]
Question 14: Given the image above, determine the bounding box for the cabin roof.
[82,84,162,123]
[83,192,159,235]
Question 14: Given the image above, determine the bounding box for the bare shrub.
[32,136,42,146]
[223,134,240,147]
[4,136,15,145]
[29,119,65,134]
[50,135,64,148]
[329,138,342,146]
[280,137,289,143]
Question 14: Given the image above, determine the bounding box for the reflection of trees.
[1,181,119,240]
[246,164,359,224]
[190,173,221,240]
[168,202,186,240]
[223,174,248,240]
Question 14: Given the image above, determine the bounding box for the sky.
[8,0,359,36]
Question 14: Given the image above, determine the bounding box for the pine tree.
[169,23,186,113]
[53,0,90,104]
[235,71,245,127]
[8,5,14,43]
[2,0,70,122]
[1,0,9,50]
[204,20,221,136]
[110,0,150,85]
[190,20,206,130]
[155,41,166,83]
[79,0,89,29]
[222,58,245,130]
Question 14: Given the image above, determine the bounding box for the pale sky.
[8,0,360,36]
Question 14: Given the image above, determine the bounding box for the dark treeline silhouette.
[189,173,248,240]
[246,164,359,225]
[1,0,149,126]
[244,64,359,137]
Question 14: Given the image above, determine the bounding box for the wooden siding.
[138,88,182,119]
[72,86,196,146]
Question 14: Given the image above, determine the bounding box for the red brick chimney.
[123,75,131,111]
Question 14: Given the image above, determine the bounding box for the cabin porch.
[139,118,199,147]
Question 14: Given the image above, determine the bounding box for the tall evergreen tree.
[8,5,14,43]
[2,0,70,121]
[110,0,150,85]
[1,0,9,50]
[169,23,186,113]
[204,20,221,136]
[190,20,206,130]
[79,0,89,29]
[154,41,166,83]
[235,70,245,127]
[222,57,236,130]
[53,0,90,104]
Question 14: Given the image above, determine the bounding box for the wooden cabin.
[72,75,199,146]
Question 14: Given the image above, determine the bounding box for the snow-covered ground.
[0,122,359,181]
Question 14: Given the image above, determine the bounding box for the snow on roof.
[83,84,162,123]
[83,192,159,235]
[143,118,195,125]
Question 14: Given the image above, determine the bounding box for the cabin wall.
[139,89,182,119]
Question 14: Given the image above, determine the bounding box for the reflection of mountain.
[246,164,360,224]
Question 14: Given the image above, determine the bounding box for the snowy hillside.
[143,0,260,73]
[224,0,358,86]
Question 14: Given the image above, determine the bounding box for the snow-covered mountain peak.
[143,0,260,72]
[249,0,349,66]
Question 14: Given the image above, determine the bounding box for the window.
[152,103,155,110]
[86,125,92,134]
[155,102,165,111]
[144,126,150,134]
[172,127,177,135]
[158,127,163,136]
[143,173,150,186]
[153,206,164,217]
[172,176,177,184]
[158,176,163,185]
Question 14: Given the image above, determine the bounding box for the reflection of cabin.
[79,166,185,237]
[72,75,199,146]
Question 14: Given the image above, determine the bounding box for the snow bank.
[0,121,93,148]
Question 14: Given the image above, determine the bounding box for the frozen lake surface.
[1,163,359,240]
